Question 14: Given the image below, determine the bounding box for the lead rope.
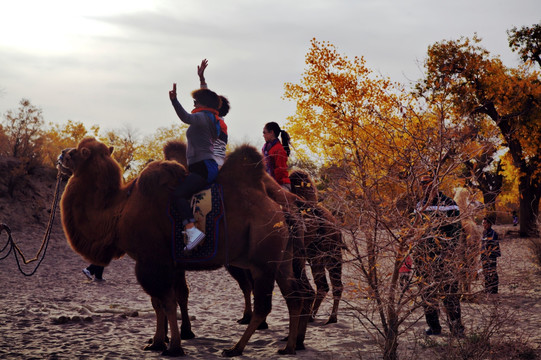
[0,168,64,276]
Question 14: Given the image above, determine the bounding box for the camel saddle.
[168,183,225,262]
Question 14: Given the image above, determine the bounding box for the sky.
[0,0,540,147]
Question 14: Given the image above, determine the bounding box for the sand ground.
[0,222,540,359]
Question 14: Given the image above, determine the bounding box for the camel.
[162,141,313,334]
[227,171,345,326]
[286,170,344,324]
[225,172,313,329]
[164,141,343,326]
[59,137,310,357]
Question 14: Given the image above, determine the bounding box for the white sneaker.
[184,227,205,251]
[82,268,93,280]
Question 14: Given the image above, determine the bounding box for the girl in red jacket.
[262,122,291,190]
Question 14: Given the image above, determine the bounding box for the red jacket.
[262,140,290,185]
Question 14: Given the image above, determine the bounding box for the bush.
[528,237,541,272]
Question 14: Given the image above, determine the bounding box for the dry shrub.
[413,304,540,360]
[528,237,541,272]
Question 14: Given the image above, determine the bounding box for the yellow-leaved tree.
[42,120,99,168]
[419,34,541,236]
[283,38,478,360]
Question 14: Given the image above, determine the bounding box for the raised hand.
[169,83,177,100]
[198,59,208,87]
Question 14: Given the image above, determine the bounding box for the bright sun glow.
[0,0,154,54]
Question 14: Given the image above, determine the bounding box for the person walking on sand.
[414,173,465,337]
[399,255,413,291]
[82,264,105,282]
[480,217,501,294]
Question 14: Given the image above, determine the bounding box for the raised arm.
[198,59,208,89]
[169,83,195,124]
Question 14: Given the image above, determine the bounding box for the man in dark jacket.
[481,217,501,294]
[414,174,465,337]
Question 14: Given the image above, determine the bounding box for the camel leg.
[226,265,254,324]
[144,296,168,352]
[309,259,329,322]
[227,266,270,330]
[326,258,343,325]
[161,289,185,357]
[294,262,314,350]
[175,270,195,340]
[274,262,305,355]
[222,268,276,357]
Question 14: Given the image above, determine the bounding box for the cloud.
[1,0,540,148]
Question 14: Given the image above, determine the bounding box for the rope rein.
[0,169,64,276]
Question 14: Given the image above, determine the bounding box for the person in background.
[169,83,222,251]
[512,210,518,227]
[262,122,291,191]
[399,255,413,291]
[480,217,501,294]
[414,173,465,337]
[82,264,105,282]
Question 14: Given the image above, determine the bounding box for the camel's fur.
[60,137,309,357]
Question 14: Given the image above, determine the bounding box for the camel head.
[290,169,318,203]
[59,137,115,175]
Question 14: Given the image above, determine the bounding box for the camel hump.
[164,140,187,166]
[290,169,318,203]
[137,160,187,197]
[219,144,265,185]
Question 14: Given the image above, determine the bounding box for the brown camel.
[162,141,313,334]
[231,170,344,325]
[225,172,314,330]
[59,137,309,357]
[164,141,342,326]
[289,170,344,324]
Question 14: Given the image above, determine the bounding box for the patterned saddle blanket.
[168,183,225,262]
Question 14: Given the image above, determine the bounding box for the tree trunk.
[383,314,399,360]
[482,191,498,214]
[518,174,540,237]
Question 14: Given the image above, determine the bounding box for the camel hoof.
[181,329,195,340]
[147,336,170,344]
[236,314,251,324]
[296,341,306,351]
[325,315,337,325]
[278,347,296,355]
[162,347,186,357]
[222,347,243,357]
[257,321,269,330]
[144,342,167,352]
